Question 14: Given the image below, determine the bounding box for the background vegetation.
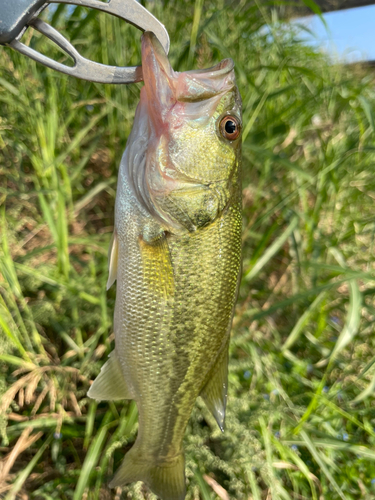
[1,0,375,498]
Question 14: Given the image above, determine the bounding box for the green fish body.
[88,32,242,500]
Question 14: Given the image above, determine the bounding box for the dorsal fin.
[107,231,119,290]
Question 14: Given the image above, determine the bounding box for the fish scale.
[88,31,242,500]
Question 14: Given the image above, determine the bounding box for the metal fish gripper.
[0,0,170,84]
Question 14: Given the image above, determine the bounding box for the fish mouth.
[142,31,234,78]
[142,32,236,104]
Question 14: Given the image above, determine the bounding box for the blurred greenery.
[1,0,375,499]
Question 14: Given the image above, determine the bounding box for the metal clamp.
[1,0,169,84]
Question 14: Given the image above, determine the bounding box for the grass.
[1,0,375,498]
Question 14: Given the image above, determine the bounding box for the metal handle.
[0,0,46,44]
[3,0,170,84]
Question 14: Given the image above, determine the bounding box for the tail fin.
[109,448,186,500]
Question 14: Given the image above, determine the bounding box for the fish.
[88,31,242,500]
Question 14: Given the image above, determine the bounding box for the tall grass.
[1,1,375,498]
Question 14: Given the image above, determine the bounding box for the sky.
[295,4,375,63]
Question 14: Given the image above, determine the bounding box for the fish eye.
[219,115,241,141]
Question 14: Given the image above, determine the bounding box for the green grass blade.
[73,411,112,500]
[299,431,347,500]
[246,467,262,500]
[282,291,327,351]
[244,217,298,282]
[194,469,213,500]
[329,248,362,359]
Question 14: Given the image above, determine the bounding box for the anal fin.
[200,344,229,432]
[88,350,132,401]
[107,231,119,290]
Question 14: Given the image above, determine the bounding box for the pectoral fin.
[88,350,132,401]
[106,231,119,290]
[139,231,174,299]
[200,345,229,432]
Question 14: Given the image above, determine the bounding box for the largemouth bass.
[88,31,242,500]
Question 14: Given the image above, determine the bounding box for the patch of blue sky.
[293,4,375,63]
